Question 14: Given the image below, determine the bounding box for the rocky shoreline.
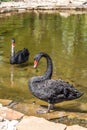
[0,99,87,130]
[0,0,87,14]
[0,103,87,130]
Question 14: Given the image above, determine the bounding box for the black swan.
[28,52,83,113]
[10,38,30,64]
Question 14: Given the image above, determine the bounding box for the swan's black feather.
[29,78,83,104]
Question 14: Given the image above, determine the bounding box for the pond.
[0,11,87,114]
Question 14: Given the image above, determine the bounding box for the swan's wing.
[43,79,72,97]
[43,79,74,93]
[22,48,29,56]
[14,49,29,63]
[15,50,22,57]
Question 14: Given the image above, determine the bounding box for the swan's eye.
[34,57,39,61]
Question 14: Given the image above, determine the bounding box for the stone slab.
[16,116,67,130]
[0,106,24,120]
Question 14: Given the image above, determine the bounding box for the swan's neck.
[11,43,15,57]
[44,55,53,79]
[32,54,53,83]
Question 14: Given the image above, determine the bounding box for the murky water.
[0,11,87,113]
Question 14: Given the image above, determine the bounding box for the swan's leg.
[36,104,54,114]
[47,103,54,113]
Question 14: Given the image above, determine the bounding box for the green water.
[0,12,87,113]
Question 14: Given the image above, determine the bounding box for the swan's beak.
[34,60,38,68]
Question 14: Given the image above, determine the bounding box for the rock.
[6,120,18,130]
[5,108,24,120]
[0,119,18,130]
[66,125,87,130]
[16,116,67,130]
[18,8,26,13]
[0,106,24,120]
[0,103,87,130]
[0,116,4,121]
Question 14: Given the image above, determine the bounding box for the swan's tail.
[67,90,83,100]
[22,48,30,57]
[76,92,84,99]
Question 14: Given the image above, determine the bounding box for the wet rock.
[16,116,67,130]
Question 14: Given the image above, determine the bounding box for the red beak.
[34,60,38,68]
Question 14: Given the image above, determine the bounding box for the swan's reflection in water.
[10,62,30,87]
[10,65,14,87]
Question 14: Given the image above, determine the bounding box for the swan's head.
[34,52,51,68]
[34,55,40,68]
[34,52,43,68]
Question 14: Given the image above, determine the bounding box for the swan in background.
[28,52,83,113]
[10,38,30,64]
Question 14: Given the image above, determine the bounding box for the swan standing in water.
[10,38,30,64]
[28,52,83,113]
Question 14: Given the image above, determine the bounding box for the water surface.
[0,11,87,113]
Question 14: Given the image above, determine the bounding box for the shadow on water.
[16,62,33,68]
